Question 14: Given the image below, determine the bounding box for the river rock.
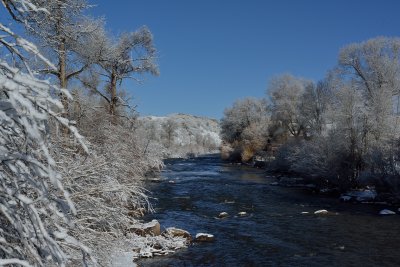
[195,233,215,242]
[238,211,247,216]
[340,195,352,202]
[128,219,161,236]
[341,189,377,202]
[314,209,328,215]
[164,227,192,241]
[379,209,396,215]
[218,212,229,218]
[149,178,163,183]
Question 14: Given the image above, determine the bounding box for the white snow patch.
[379,209,396,215]
[314,209,328,214]
[195,233,214,239]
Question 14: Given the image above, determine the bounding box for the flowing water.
[139,155,400,267]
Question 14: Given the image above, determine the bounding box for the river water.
[139,155,400,267]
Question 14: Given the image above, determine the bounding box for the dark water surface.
[139,155,400,267]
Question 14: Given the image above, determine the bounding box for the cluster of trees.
[137,114,221,158]
[221,37,400,195]
[1,0,162,265]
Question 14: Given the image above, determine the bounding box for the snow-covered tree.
[0,1,93,265]
[93,26,159,119]
[338,37,400,143]
[220,97,270,161]
[268,74,314,138]
[18,0,102,118]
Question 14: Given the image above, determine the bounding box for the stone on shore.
[128,219,161,236]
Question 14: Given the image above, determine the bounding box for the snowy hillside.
[136,114,221,158]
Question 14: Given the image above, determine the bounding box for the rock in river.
[341,189,377,202]
[218,212,229,218]
[164,227,192,242]
[238,211,247,216]
[314,209,329,215]
[195,233,215,242]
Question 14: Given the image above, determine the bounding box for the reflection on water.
[140,155,400,267]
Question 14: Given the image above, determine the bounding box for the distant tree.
[162,118,177,148]
[299,80,333,136]
[221,97,269,143]
[268,74,314,138]
[221,97,270,161]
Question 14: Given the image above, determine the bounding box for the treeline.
[137,114,221,158]
[1,0,163,266]
[221,37,400,196]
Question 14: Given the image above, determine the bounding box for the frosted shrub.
[0,2,93,265]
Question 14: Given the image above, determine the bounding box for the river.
[139,155,400,267]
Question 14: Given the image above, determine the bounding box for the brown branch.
[66,64,88,80]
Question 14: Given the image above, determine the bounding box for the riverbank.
[228,156,400,208]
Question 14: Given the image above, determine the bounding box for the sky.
[90,1,398,118]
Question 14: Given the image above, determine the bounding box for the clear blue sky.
[90,0,399,119]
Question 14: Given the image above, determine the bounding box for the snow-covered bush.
[0,1,93,265]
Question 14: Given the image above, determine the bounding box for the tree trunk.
[56,2,69,135]
[59,40,68,111]
[110,70,118,123]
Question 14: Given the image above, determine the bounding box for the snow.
[314,209,328,214]
[379,209,396,215]
[129,234,189,260]
[195,233,214,239]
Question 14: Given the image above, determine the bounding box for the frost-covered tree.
[221,97,269,143]
[338,37,400,143]
[18,0,101,116]
[93,26,159,119]
[268,74,315,138]
[162,118,178,148]
[220,98,270,161]
[332,37,400,184]
[0,1,93,265]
